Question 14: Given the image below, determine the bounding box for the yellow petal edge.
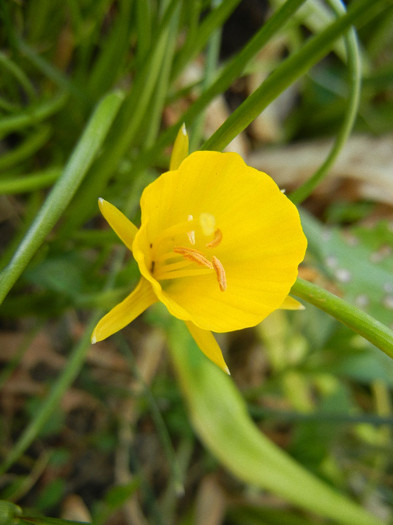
[91,278,156,343]
[169,123,189,171]
[98,198,138,252]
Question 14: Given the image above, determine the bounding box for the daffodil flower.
[91,125,307,373]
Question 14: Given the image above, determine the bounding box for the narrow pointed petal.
[185,321,230,374]
[91,278,157,343]
[169,123,189,170]
[280,296,305,310]
[98,198,138,252]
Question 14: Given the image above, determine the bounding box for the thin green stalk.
[0,50,37,101]
[143,5,180,148]
[0,91,124,305]
[0,126,51,172]
[0,167,61,194]
[18,516,89,525]
[189,0,223,151]
[290,0,362,204]
[292,278,393,360]
[202,0,389,152]
[134,0,311,166]
[249,405,393,426]
[16,39,85,102]
[171,0,241,80]
[60,0,180,235]
[0,95,20,112]
[0,317,97,477]
[86,0,133,100]
[0,92,67,137]
[135,0,152,65]
[118,335,184,496]
[0,219,130,476]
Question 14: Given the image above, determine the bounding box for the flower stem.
[290,0,362,204]
[202,0,387,152]
[292,278,393,360]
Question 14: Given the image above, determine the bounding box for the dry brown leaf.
[61,494,91,522]
[248,134,393,204]
[195,474,227,525]
[0,331,65,370]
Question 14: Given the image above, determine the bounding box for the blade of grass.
[0,317,97,477]
[59,0,181,234]
[0,50,37,102]
[134,0,309,167]
[86,0,133,100]
[143,5,180,148]
[189,0,223,151]
[0,92,67,137]
[0,167,61,194]
[135,0,152,66]
[290,0,362,204]
[0,90,124,305]
[0,126,51,172]
[202,0,390,151]
[16,39,85,102]
[18,514,90,524]
[171,0,242,80]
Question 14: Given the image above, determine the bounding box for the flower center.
[149,214,227,291]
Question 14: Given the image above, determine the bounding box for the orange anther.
[212,256,227,291]
[174,247,213,269]
[206,228,223,248]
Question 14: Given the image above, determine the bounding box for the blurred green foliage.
[0,0,393,524]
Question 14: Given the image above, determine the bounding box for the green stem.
[202,0,388,152]
[0,50,37,101]
[0,167,61,194]
[292,278,393,360]
[136,0,307,166]
[143,2,180,148]
[0,126,51,172]
[0,92,67,137]
[0,318,97,477]
[171,0,241,80]
[290,0,362,204]
[59,0,180,235]
[189,0,223,151]
[0,91,124,305]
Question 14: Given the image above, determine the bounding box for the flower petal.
[91,278,157,343]
[279,295,305,310]
[185,321,230,374]
[98,198,138,252]
[169,123,189,171]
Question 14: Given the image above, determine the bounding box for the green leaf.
[0,501,22,525]
[0,90,124,305]
[168,320,384,525]
[302,213,393,329]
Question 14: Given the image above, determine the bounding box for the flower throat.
[149,213,227,291]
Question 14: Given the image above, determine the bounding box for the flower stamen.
[212,256,227,291]
[174,247,213,269]
[206,228,223,248]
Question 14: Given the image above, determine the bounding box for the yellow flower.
[91,126,307,374]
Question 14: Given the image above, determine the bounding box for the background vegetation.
[1,0,393,523]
